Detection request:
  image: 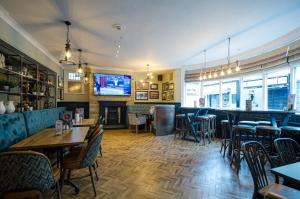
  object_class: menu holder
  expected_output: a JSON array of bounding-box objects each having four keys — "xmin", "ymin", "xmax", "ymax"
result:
[{"xmin": 55, "ymin": 120, "xmax": 63, "ymax": 135}]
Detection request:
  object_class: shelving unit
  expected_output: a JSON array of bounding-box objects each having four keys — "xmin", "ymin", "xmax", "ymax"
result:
[{"xmin": 0, "ymin": 39, "xmax": 57, "ymax": 111}]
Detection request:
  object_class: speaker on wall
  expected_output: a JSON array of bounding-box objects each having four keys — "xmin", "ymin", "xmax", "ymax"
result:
[{"xmin": 158, "ymin": 74, "xmax": 163, "ymax": 81}]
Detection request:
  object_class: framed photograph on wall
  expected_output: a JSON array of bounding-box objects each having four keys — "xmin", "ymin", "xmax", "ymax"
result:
[
  {"xmin": 135, "ymin": 81, "xmax": 149, "ymax": 90},
  {"xmin": 135, "ymin": 91, "xmax": 148, "ymax": 100},
  {"xmin": 167, "ymin": 91, "xmax": 174, "ymax": 101},
  {"xmin": 169, "ymin": 83, "xmax": 174, "ymax": 90},
  {"xmin": 149, "ymin": 91, "xmax": 159, "ymax": 99},
  {"xmin": 162, "ymin": 83, "xmax": 169, "ymax": 91},
  {"xmin": 150, "ymin": 83, "xmax": 158, "ymax": 90},
  {"xmin": 162, "ymin": 92, "xmax": 167, "ymax": 100}
]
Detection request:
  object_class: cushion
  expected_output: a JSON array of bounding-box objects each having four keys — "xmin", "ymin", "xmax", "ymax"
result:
[{"xmin": 0, "ymin": 113, "xmax": 27, "ymax": 151}]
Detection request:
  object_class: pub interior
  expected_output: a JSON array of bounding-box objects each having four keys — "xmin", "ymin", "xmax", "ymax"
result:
[{"xmin": 1, "ymin": 1, "xmax": 300, "ymax": 199}]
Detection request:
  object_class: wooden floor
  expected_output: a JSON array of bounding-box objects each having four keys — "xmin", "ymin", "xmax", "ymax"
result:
[{"xmin": 62, "ymin": 129, "xmax": 254, "ymax": 199}]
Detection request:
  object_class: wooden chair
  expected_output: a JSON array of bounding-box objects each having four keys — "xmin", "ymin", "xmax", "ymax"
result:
[
  {"xmin": 62, "ymin": 131, "xmax": 103, "ymax": 196},
  {"xmin": 0, "ymin": 151, "xmax": 61, "ymax": 199},
  {"xmin": 220, "ymin": 120, "xmax": 231, "ymax": 157},
  {"xmin": 243, "ymin": 141, "xmax": 300, "ymax": 199},
  {"xmin": 274, "ymin": 138, "xmax": 300, "ymax": 166},
  {"xmin": 128, "ymin": 113, "xmax": 147, "ymax": 133},
  {"xmin": 175, "ymin": 114, "xmax": 188, "ymax": 139}
]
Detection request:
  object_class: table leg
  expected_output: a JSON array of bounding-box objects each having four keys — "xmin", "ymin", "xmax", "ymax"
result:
[{"xmin": 227, "ymin": 112, "xmax": 239, "ymax": 157}]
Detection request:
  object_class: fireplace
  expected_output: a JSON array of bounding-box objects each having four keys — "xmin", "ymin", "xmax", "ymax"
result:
[{"xmin": 99, "ymin": 101, "xmax": 127, "ymax": 129}]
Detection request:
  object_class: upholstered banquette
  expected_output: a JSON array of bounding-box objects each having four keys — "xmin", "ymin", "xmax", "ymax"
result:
[{"xmin": 0, "ymin": 107, "xmax": 65, "ymax": 152}]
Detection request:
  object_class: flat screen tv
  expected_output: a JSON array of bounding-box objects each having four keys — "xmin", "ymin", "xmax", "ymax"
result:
[{"xmin": 93, "ymin": 73, "xmax": 131, "ymax": 96}]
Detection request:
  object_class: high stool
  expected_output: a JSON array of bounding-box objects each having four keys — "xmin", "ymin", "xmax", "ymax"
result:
[
  {"xmin": 256, "ymin": 121, "xmax": 272, "ymax": 126},
  {"xmin": 207, "ymin": 114, "xmax": 217, "ymax": 139},
  {"xmin": 231, "ymin": 125, "xmax": 256, "ymax": 174},
  {"xmin": 280, "ymin": 126, "xmax": 300, "ymax": 144},
  {"xmin": 175, "ymin": 114, "xmax": 187, "ymax": 139},
  {"xmin": 238, "ymin": 120, "xmax": 258, "ymax": 127},
  {"xmin": 220, "ymin": 120, "xmax": 230, "ymax": 157},
  {"xmin": 256, "ymin": 126, "xmax": 281, "ymax": 154},
  {"xmin": 195, "ymin": 115, "xmax": 211, "ymax": 145}
]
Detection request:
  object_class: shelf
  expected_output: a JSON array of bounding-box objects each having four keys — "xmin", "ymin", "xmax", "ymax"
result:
[{"xmin": 0, "ymin": 90, "xmax": 21, "ymax": 95}]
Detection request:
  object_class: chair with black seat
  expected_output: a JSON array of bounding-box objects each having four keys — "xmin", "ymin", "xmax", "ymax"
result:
[
  {"xmin": 243, "ymin": 141, "xmax": 300, "ymax": 199},
  {"xmin": 274, "ymin": 138, "xmax": 300, "ymax": 166},
  {"xmin": 0, "ymin": 151, "xmax": 61, "ymax": 199},
  {"xmin": 207, "ymin": 114, "xmax": 217, "ymax": 139},
  {"xmin": 62, "ymin": 130, "xmax": 102, "ymax": 196},
  {"xmin": 256, "ymin": 126, "xmax": 281, "ymax": 154},
  {"xmin": 220, "ymin": 120, "xmax": 231, "ymax": 157},
  {"xmin": 280, "ymin": 126, "xmax": 300, "ymax": 144},
  {"xmin": 194, "ymin": 115, "xmax": 211, "ymax": 145},
  {"xmin": 230, "ymin": 125, "xmax": 256, "ymax": 174}
]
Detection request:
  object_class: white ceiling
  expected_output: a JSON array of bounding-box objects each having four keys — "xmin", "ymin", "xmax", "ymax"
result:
[{"xmin": 0, "ymin": 0, "xmax": 300, "ymax": 71}]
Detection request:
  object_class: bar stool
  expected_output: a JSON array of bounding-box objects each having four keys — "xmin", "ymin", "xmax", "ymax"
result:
[
  {"xmin": 175, "ymin": 114, "xmax": 188, "ymax": 139},
  {"xmin": 230, "ymin": 125, "xmax": 256, "ymax": 174},
  {"xmin": 280, "ymin": 126, "xmax": 300, "ymax": 144},
  {"xmin": 238, "ymin": 120, "xmax": 258, "ymax": 127},
  {"xmin": 195, "ymin": 115, "xmax": 211, "ymax": 145},
  {"xmin": 256, "ymin": 121, "xmax": 272, "ymax": 126},
  {"xmin": 220, "ymin": 120, "xmax": 230, "ymax": 157},
  {"xmin": 256, "ymin": 126, "xmax": 281, "ymax": 154},
  {"xmin": 207, "ymin": 114, "xmax": 217, "ymax": 139}
]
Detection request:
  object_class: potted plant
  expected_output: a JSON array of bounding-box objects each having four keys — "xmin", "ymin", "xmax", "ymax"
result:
[{"xmin": 0, "ymin": 78, "xmax": 17, "ymax": 91}]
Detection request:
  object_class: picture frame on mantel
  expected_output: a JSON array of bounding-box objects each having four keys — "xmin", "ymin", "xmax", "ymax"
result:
[
  {"xmin": 135, "ymin": 81, "xmax": 149, "ymax": 90},
  {"xmin": 135, "ymin": 91, "xmax": 148, "ymax": 100},
  {"xmin": 150, "ymin": 83, "xmax": 158, "ymax": 90},
  {"xmin": 149, "ymin": 91, "xmax": 159, "ymax": 99}
]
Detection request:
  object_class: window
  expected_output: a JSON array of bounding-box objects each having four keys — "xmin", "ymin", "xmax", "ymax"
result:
[
  {"xmin": 296, "ymin": 67, "xmax": 300, "ymax": 111},
  {"xmin": 203, "ymin": 81, "xmax": 220, "ymax": 108},
  {"xmin": 184, "ymin": 82, "xmax": 201, "ymax": 107},
  {"xmin": 68, "ymin": 72, "xmax": 82, "ymax": 81},
  {"xmin": 241, "ymin": 75, "xmax": 263, "ymax": 110},
  {"xmin": 267, "ymin": 69, "xmax": 290, "ymax": 110},
  {"xmin": 221, "ymin": 80, "xmax": 240, "ymax": 108}
]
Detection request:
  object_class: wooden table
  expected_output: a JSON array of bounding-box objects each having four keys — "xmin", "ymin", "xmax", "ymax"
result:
[
  {"xmin": 271, "ymin": 162, "xmax": 300, "ymax": 185},
  {"xmin": 10, "ymin": 127, "xmax": 90, "ymax": 150},
  {"xmin": 72, "ymin": 118, "xmax": 96, "ymax": 127}
]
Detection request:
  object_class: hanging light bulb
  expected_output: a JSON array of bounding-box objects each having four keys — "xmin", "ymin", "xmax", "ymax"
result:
[
  {"xmin": 140, "ymin": 80, "xmax": 144, "ymax": 83},
  {"xmin": 64, "ymin": 21, "xmax": 72, "ymax": 59},
  {"xmin": 203, "ymin": 73, "xmax": 207, "ymax": 80},
  {"xmin": 208, "ymin": 71, "xmax": 212, "ymax": 79},
  {"xmin": 235, "ymin": 60, "xmax": 240, "ymax": 72},
  {"xmin": 220, "ymin": 67, "xmax": 225, "ymax": 76},
  {"xmin": 214, "ymin": 71, "xmax": 218, "ymax": 78},
  {"xmin": 83, "ymin": 63, "xmax": 89, "ymax": 84},
  {"xmin": 76, "ymin": 49, "xmax": 83, "ymax": 74},
  {"xmin": 227, "ymin": 67, "xmax": 232, "ymax": 74},
  {"xmin": 199, "ymin": 73, "xmax": 203, "ymax": 81}
]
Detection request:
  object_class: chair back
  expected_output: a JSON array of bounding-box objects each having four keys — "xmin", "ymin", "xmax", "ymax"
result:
[
  {"xmin": 81, "ymin": 131, "xmax": 102, "ymax": 168},
  {"xmin": 0, "ymin": 151, "xmax": 56, "ymax": 197},
  {"xmin": 242, "ymin": 141, "xmax": 274, "ymax": 197},
  {"xmin": 274, "ymin": 138, "xmax": 300, "ymax": 165},
  {"xmin": 128, "ymin": 113, "xmax": 137, "ymax": 125}
]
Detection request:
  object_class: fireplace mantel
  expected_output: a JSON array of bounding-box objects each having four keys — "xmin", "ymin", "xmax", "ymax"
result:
[{"xmin": 98, "ymin": 101, "xmax": 127, "ymax": 129}]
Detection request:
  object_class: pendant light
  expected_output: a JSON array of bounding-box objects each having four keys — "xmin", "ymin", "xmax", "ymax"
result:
[
  {"xmin": 202, "ymin": 50, "xmax": 207, "ymax": 80},
  {"xmin": 59, "ymin": 21, "xmax": 72, "ymax": 64},
  {"xmin": 235, "ymin": 60, "xmax": 240, "ymax": 72},
  {"xmin": 208, "ymin": 70, "xmax": 212, "ymax": 79},
  {"xmin": 214, "ymin": 69, "xmax": 218, "ymax": 78},
  {"xmin": 77, "ymin": 49, "xmax": 83, "ymax": 74},
  {"xmin": 83, "ymin": 63, "xmax": 89, "ymax": 84},
  {"xmin": 226, "ymin": 37, "xmax": 232, "ymax": 75},
  {"xmin": 220, "ymin": 67, "xmax": 225, "ymax": 76}
]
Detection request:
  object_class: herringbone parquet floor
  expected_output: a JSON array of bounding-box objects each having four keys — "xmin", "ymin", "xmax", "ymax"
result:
[{"xmin": 62, "ymin": 129, "xmax": 254, "ymax": 199}]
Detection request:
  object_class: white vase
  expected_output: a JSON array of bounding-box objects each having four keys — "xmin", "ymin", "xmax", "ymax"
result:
[
  {"xmin": 6, "ymin": 101, "xmax": 15, "ymax": 113},
  {"xmin": 0, "ymin": 101, "xmax": 5, "ymax": 114}
]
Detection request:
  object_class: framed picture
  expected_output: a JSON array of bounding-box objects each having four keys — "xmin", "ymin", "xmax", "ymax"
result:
[
  {"xmin": 162, "ymin": 83, "xmax": 169, "ymax": 91},
  {"xmin": 150, "ymin": 83, "xmax": 158, "ymax": 90},
  {"xmin": 162, "ymin": 92, "xmax": 167, "ymax": 100},
  {"xmin": 149, "ymin": 91, "xmax": 159, "ymax": 99},
  {"xmin": 135, "ymin": 81, "xmax": 149, "ymax": 90},
  {"xmin": 167, "ymin": 91, "xmax": 174, "ymax": 101},
  {"xmin": 135, "ymin": 91, "xmax": 148, "ymax": 100},
  {"xmin": 169, "ymin": 83, "xmax": 174, "ymax": 90}
]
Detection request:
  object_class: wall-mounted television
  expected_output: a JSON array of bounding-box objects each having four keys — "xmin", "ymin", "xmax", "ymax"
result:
[{"xmin": 94, "ymin": 73, "xmax": 131, "ymax": 96}]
